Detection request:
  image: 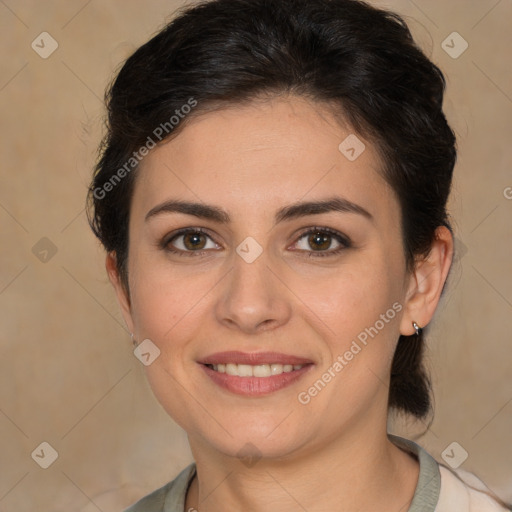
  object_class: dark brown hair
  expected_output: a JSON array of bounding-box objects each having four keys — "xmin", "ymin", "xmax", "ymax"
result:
[{"xmin": 87, "ymin": 0, "xmax": 457, "ymax": 418}]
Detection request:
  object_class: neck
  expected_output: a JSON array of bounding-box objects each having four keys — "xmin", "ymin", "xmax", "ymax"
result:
[{"xmin": 185, "ymin": 424, "xmax": 419, "ymax": 512}]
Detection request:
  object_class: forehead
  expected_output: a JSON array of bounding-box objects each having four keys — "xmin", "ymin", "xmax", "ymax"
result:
[{"xmin": 131, "ymin": 95, "xmax": 399, "ymax": 226}]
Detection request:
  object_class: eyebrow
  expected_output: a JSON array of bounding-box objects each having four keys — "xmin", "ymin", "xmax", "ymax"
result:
[{"xmin": 145, "ymin": 196, "xmax": 373, "ymax": 225}]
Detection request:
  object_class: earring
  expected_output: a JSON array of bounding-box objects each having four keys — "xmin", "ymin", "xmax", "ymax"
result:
[
  {"xmin": 412, "ymin": 321, "xmax": 422, "ymax": 336},
  {"xmin": 130, "ymin": 333, "xmax": 137, "ymax": 347}
]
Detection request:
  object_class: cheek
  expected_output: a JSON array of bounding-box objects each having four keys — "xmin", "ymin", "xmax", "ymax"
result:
[
  {"xmin": 129, "ymin": 272, "xmax": 199, "ymax": 342},
  {"xmin": 294, "ymin": 259, "xmax": 400, "ymax": 339},
  {"xmin": 127, "ymin": 255, "xmax": 226, "ymax": 369},
  {"xmin": 295, "ymin": 261, "xmax": 404, "ymax": 405}
]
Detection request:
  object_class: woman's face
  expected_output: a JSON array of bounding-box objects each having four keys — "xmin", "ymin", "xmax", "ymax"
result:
[{"xmin": 111, "ymin": 95, "xmax": 419, "ymax": 461}]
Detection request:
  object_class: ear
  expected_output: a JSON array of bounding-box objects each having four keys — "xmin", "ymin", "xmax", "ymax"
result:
[
  {"xmin": 106, "ymin": 251, "xmax": 135, "ymax": 334},
  {"xmin": 400, "ymin": 226, "xmax": 454, "ymax": 336}
]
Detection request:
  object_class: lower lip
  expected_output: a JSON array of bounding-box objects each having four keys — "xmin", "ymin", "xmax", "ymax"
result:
[{"xmin": 200, "ymin": 364, "xmax": 314, "ymax": 396}]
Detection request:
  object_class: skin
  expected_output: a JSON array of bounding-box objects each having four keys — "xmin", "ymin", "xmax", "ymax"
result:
[{"xmin": 107, "ymin": 95, "xmax": 453, "ymax": 511}]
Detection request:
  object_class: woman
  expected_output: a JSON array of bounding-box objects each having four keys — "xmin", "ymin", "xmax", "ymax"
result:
[{"xmin": 87, "ymin": 0, "xmax": 510, "ymax": 510}]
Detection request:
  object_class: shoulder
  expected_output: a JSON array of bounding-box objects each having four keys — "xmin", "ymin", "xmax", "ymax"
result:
[
  {"xmin": 388, "ymin": 435, "xmax": 510, "ymax": 512},
  {"xmin": 123, "ymin": 463, "xmax": 196, "ymax": 512},
  {"xmin": 436, "ymin": 465, "xmax": 511, "ymax": 512}
]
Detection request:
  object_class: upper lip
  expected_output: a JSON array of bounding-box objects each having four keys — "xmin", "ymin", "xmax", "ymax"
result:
[{"xmin": 199, "ymin": 351, "xmax": 314, "ymax": 366}]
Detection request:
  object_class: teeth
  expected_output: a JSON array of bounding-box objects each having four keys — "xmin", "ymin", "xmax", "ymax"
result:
[
  {"xmin": 210, "ymin": 363, "xmax": 305, "ymax": 377},
  {"xmin": 254, "ymin": 364, "xmax": 271, "ymax": 377},
  {"xmin": 271, "ymin": 364, "xmax": 283, "ymax": 375}
]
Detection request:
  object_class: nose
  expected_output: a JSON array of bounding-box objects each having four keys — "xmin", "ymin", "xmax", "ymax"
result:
[{"xmin": 214, "ymin": 248, "xmax": 292, "ymax": 335}]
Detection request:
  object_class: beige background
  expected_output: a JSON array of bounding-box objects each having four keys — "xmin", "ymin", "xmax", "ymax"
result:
[{"xmin": 0, "ymin": 0, "xmax": 511, "ymax": 510}]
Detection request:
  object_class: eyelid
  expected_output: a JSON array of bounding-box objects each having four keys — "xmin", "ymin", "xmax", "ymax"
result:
[{"xmin": 292, "ymin": 226, "xmax": 351, "ymax": 246}]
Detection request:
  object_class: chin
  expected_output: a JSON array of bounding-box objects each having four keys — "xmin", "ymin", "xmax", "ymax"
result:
[{"xmin": 196, "ymin": 418, "xmax": 313, "ymax": 461}]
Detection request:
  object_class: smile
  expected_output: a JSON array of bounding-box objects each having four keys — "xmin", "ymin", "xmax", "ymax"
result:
[{"xmin": 206, "ymin": 363, "xmax": 305, "ymax": 377}]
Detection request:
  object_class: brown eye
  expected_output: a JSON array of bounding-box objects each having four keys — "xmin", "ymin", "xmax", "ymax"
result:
[
  {"xmin": 293, "ymin": 227, "xmax": 351, "ymax": 257},
  {"xmin": 307, "ymin": 232, "xmax": 332, "ymax": 251},
  {"xmin": 164, "ymin": 228, "xmax": 219, "ymax": 256},
  {"xmin": 182, "ymin": 232, "xmax": 208, "ymax": 250}
]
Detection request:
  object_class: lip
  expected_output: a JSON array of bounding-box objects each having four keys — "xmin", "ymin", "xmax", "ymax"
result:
[
  {"xmin": 200, "ymin": 363, "xmax": 314, "ymax": 396},
  {"xmin": 198, "ymin": 351, "xmax": 315, "ymax": 397},
  {"xmin": 199, "ymin": 351, "xmax": 314, "ymax": 366}
]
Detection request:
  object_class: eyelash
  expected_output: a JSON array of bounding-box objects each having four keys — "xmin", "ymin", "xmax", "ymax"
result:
[{"xmin": 161, "ymin": 226, "xmax": 351, "ymax": 258}]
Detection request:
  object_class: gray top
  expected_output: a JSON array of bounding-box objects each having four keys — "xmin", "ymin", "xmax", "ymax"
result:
[{"xmin": 124, "ymin": 434, "xmax": 440, "ymax": 512}]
